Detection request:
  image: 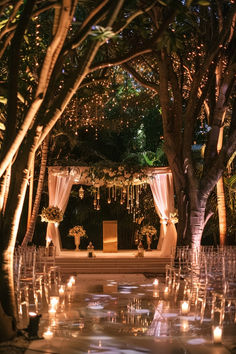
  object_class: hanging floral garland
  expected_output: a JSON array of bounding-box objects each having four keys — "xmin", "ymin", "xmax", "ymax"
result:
[
  {"xmin": 84, "ymin": 165, "xmax": 149, "ymax": 215},
  {"xmin": 87, "ymin": 165, "xmax": 148, "ymax": 187},
  {"xmin": 40, "ymin": 206, "xmax": 63, "ymax": 223}
]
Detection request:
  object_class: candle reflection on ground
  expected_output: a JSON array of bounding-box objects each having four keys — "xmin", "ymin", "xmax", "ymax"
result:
[{"xmin": 23, "ymin": 274, "xmax": 235, "ymax": 354}]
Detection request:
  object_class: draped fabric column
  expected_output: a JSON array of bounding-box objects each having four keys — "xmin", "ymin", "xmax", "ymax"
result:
[
  {"xmin": 149, "ymin": 173, "xmax": 177, "ymax": 257},
  {"xmin": 46, "ymin": 170, "xmax": 77, "ymax": 255}
]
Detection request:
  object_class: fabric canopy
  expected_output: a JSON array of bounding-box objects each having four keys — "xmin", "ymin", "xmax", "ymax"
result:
[
  {"xmin": 46, "ymin": 168, "xmax": 80, "ymax": 255},
  {"xmin": 149, "ymin": 173, "xmax": 177, "ymax": 257},
  {"xmin": 46, "ymin": 166, "xmax": 177, "ymax": 257}
]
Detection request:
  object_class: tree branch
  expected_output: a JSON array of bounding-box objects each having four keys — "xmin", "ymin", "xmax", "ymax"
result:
[
  {"xmin": 122, "ymin": 62, "xmax": 158, "ymax": 92},
  {"xmin": 89, "ymin": 47, "xmax": 153, "ymax": 73}
]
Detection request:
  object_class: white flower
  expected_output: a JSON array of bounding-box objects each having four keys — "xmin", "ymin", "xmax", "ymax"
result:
[
  {"xmin": 140, "ymin": 225, "xmax": 157, "ymax": 237},
  {"xmin": 40, "ymin": 206, "xmax": 63, "ymax": 223},
  {"xmin": 69, "ymin": 225, "xmax": 87, "ymax": 238}
]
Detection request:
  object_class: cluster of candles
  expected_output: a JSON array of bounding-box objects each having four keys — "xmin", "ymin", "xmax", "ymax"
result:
[
  {"xmin": 43, "ymin": 276, "xmax": 76, "ymax": 341},
  {"xmin": 41, "ymin": 275, "xmax": 223, "ymax": 345},
  {"xmin": 152, "ymin": 279, "xmax": 223, "ymax": 344}
]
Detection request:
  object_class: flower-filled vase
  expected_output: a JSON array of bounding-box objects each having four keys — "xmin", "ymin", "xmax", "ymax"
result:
[
  {"xmin": 146, "ymin": 234, "xmax": 152, "ymax": 251},
  {"xmin": 139, "ymin": 225, "xmax": 157, "ymax": 252},
  {"xmin": 68, "ymin": 225, "xmax": 87, "ymax": 251},
  {"xmin": 74, "ymin": 235, "xmax": 81, "ymax": 251}
]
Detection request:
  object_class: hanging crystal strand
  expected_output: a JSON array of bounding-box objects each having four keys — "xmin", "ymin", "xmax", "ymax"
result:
[
  {"xmin": 136, "ymin": 185, "xmax": 139, "ymax": 207},
  {"xmin": 114, "ymin": 185, "xmax": 116, "ymax": 201},
  {"xmin": 107, "ymin": 186, "xmax": 111, "ymax": 204},
  {"xmin": 97, "ymin": 186, "xmax": 100, "ymax": 200},
  {"xmin": 126, "ymin": 184, "xmax": 130, "ymax": 210},
  {"xmin": 123, "ymin": 187, "xmax": 126, "ymax": 205},
  {"xmin": 130, "ymin": 184, "xmax": 134, "ymax": 210},
  {"xmin": 96, "ymin": 199, "xmax": 100, "ymax": 210},
  {"xmin": 112, "ymin": 185, "xmax": 115, "ymax": 200},
  {"xmin": 133, "ymin": 207, "xmax": 136, "ymax": 222},
  {"xmin": 93, "ymin": 188, "xmax": 97, "ymax": 209},
  {"xmin": 120, "ymin": 187, "xmax": 124, "ymax": 205}
]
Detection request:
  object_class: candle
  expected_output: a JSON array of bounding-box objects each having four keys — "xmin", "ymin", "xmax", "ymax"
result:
[
  {"xmin": 67, "ymin": 281, "xmax": 73, "ymax": 289},
  {"xmin": 50, "ymin": 296, "xmax": 59, "ymax": 308},
  {"xmin": 69, "ymin": 276, "xmax": 75, "ymax": 285},
  {"xmin": 181, "ymin": 301, "xmax": 189, "ymax": 315},
  {"xmin": 213, "ymin": 326, "xmax": 222, "ymax": 344},
  {"xmin": 59, "ymin": 286, "xmax": 65, "ymax": 296},
  {"xmin": 43, "ymin": 328, "xmax": 53, "ymax": 340},
  {"xmin": 153, "ymin": 279, "xmax": 159, "ymax": 286},
  {"xmin": 164, "ymin": 286, "xmax": 169, "ymax": 296},
  {"xmin": 153, "ymin": 291, "xmax": 159, "ymax": 298}
]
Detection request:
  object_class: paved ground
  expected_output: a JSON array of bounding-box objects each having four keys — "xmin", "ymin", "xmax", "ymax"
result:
[{"xmin": 22, "ymin": 274, "xmax": 236, "ymax": 354}]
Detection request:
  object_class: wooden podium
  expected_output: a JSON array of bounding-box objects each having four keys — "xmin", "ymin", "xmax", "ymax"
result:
[{"xmin": 103, "ymin": 220, "xmax": 118, "ymax": 252}]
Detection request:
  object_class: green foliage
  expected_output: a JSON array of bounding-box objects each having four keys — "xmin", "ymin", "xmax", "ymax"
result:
[
  {"xmin": 203, "ymin": 173, "xmax": 236, "ymax": 245},
  {"xmin": 224, "ymin": 174, "xmax": 236, "ymax": 212},
  {"xmin": 89, "ymin": 26, "xmax": 117, "ymax": 41},
  {"xmin": 142, "ymin": 147, "xmax": 165, "ymax": 167}
]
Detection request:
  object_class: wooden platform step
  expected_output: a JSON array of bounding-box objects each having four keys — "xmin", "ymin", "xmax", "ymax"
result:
[{"xmin": 55, "ymin": 257, "xmax": 171, "ymax": 274}]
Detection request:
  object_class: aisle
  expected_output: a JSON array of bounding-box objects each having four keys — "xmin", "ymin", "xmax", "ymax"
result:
[{"xmin": 25, "ymin": 274, "xmax": 235, "ymax": 354}]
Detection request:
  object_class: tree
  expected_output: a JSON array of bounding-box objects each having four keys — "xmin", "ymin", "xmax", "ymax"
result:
[
  {"xmin": 121, "ymin": 0, "xmax": 236, "ymax": 247},
  {"xmin": 0, "ymin": 0, "xmax": 174, "ymax": 340}
]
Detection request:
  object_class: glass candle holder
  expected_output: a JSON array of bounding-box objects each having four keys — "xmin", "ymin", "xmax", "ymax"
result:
[
  {"xmin": 153, "ymin": 279, "xmax": 159, "ymax": 286},
  {"xmin": 59, "ymin": 285, "xmax": 65, "ymax": 296},
  {"xmin": 180, "ymin": 300, "xmax": 190, "ymax": 315},
  {"xmin": 50, "ymin": 296, "xmax": 59, "ymax": 309},
  {"xmin": 69, "ymin": 276, "xmax": 75, "ymax": 285},
  {"xmin": 212, "ymin": 326, "xmax": 222, "ymax": 344}
]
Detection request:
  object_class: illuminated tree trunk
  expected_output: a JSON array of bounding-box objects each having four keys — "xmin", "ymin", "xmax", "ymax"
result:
[
  {"xmin": 217, "ymin": 178, "xmax": 227, "ymax": 246},
  {"xmin": 0, "ymin": 127, "xmax": 41, "ymax": 340},
  {"xmin": 22, "ymin": 135, "xmax": 49, "ymax": 246},
  {"xmin": 216, "ymin": 125, "xmax": 227, "ymax": 246},
  {"xmin": 0, "ymin": 0, "xmax": 75, "ymax": 179},
  {"xmin": 0, "ymin": 164, "xmax": 11, "ymax": 214}
]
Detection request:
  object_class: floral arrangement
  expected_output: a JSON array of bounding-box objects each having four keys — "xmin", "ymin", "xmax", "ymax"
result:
[
  {"xmin": 87, "ymin": 164, "xmax": 148, "ymax": 188},
  {"xmin": 140, "ymin": 225, "xmax": 157, "ymax": 237},
  {"xmin": 68, "ymin": 225, "xmax": 87, "ymax": 238},
  {"xmin": 170, "ymin": 211, "xmax": 178, "ymax": 224},
  {"xmin": 40, "ymin": 206, "xmax": 63, "ymax": 223}
]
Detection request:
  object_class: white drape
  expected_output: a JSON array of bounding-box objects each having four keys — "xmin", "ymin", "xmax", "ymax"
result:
[
  {"xmin": 149, "ymin": 173, "xmax": 177, "ymax": 257},
  {"xmin": 46, "ymin": 170, "xmax": 76, "ymax": 255}
]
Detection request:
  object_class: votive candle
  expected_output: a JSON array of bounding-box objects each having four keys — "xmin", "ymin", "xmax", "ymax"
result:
[
  {"xmin": 59, "ymin": 286, "xmax": 65, "ymax": 296},
  {"xmin": 181, "ymin": 301, "xmax": 189, "ymax": 315},
  {"xmin": 50, "ymin": 296, "xmax": 59, "ymax": 308},
  {"xmin": 213, "ymin": 326, "xmax": 222, "ymax": 344},
  {"xmin": 153, "ymin": 279, "xmax": 159, "ymax": 286},
  {"xmin": 69, "ymin": 276, "xmax": 75, "ymax": 285}
]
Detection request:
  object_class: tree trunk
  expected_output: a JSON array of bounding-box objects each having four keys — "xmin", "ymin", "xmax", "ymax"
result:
[
  {"xmin": 216, "ymin": 126, "xmax": 227, "ymax": 246},
  {"xmin": 0, "ymin": 128, "xmax": 41, "ymax": 341},
  {"xmin": 217, "ymin": 177, "xmax": 227, "ymax": 246},
  {"xmin": 22, "ymin": 134, "xmax": 49, "ymax": 246},
  {"xmin": 0, "ymin": 164, "xmax": 11, "ymax": 214}
]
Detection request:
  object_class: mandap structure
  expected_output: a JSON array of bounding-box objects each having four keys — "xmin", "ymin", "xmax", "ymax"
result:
[{"xmin": 46, "ymin": 166, "xmax": 177, "ymax": 257}]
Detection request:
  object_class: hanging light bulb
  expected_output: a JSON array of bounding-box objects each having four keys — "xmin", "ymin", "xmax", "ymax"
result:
[{"xmin": 79, "ymin": 186, "xmax": 84, "ymax": 199}]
